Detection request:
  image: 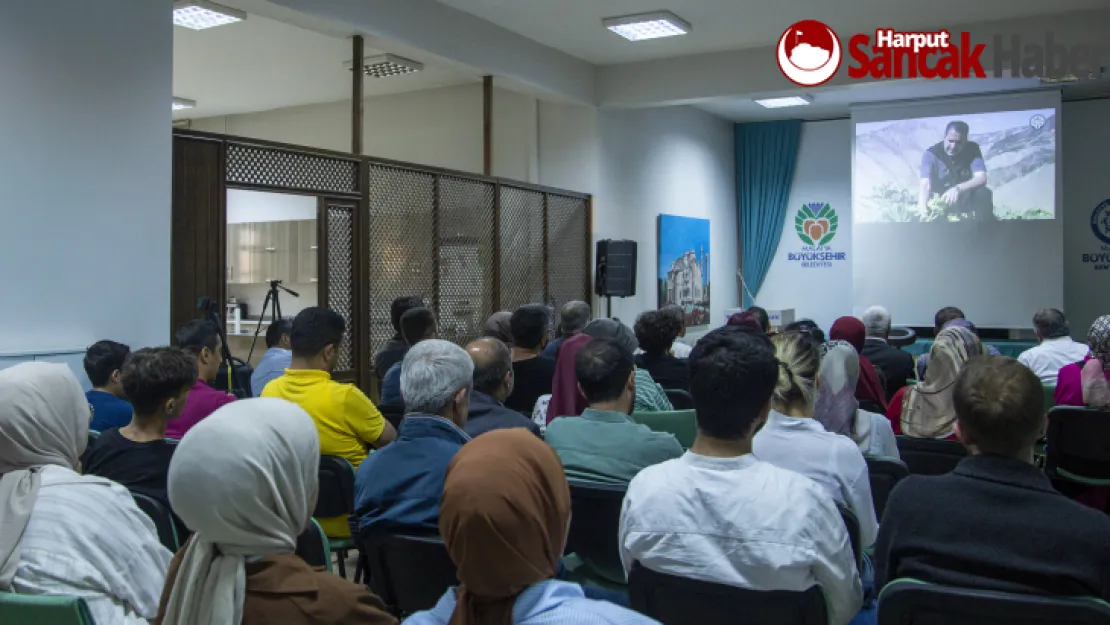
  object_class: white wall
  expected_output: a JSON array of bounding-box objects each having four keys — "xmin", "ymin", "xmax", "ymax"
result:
[
  {"xmin": 0, "ymin": 1, "xmax": 171, "ymax": 360},
  {"xmin": 227, "ymin": 189, "xmax": 317, "ymax": 223}
]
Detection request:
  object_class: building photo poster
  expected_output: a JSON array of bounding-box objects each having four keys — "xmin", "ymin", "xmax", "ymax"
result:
[{"xmin": 657, "ymin": 214, "xmax": 711, "ymax": 326}]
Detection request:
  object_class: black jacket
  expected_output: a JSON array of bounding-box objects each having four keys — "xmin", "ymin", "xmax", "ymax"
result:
[
  {"xmin": 875, "ymin": 454, "xmax": 1110, "ymax": 600},
  {"xmin": 635, "ymin": 353, "xmax": 690, "ymax": 392},
  {"xmin": 863, "ymin": 338, "xmax": 915, "ymax": 401},
  {"xmin": 373, "ymin": 336, "xmax": 408, "ymax": 381},
  {"xmin": 465, "ymin": 391, "xmax": 542, "ymax": 439}
]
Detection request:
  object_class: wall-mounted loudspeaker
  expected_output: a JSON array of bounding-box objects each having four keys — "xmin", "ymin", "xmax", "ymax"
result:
[{"xmin": 595, "ymin": 239, "xmax": 637, "ymax": 297}]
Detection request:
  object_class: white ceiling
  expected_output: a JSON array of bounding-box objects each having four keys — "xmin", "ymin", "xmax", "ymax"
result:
[{"xmin": 435, "ymin": 0, "xmax": 1110, "ymax": 65}]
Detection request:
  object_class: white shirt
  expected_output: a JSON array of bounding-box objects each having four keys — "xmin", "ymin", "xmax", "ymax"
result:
[
  {"xmin": 855, "ymin": 410, "xmax": 900, "ymax": 459},
  {"xmin": 1018, "ymin": 337, "xmax": 1090, "ymax": 384},
  {"xmin": 620, "ymin": 452, "xmax": 862, "ymax": 625},
  {"xmin": 754, "ymin": 411, "xmax": 880, "ymax": 549},
  {"xmin": 670, "ymin": 342, "xmax": 692, "ymax": 359},
  {"xmin": 12, "ymin": 465, "xmax": 172, "ymax": 625}
]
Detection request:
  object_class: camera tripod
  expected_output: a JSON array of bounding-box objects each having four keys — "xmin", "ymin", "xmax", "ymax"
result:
[{"xmin": 247, "ymin": 279, "xmax": 300, "ymax": 363}]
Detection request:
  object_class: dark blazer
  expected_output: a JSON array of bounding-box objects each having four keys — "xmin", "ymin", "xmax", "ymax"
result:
[
  {"xmin": 635, "ymin": 352, "xmax": 690, "ymax": 392},
  {"xmin": 466, "ymin": 391, "xmax": 542, "ymax": 438},
  {"xmin": 875, "ymin": 454, "xmax": 1110, "ymax": 600},
  {"xmin": 863, "ymin": 338, "xmax": 915, "ymax": 400}
]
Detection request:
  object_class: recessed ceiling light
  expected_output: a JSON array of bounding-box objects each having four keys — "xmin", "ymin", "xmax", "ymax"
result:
[
  {"xmin": 343, "ymin": 54, "xmax": 424, "ymax": 78},
  {"xmin": 173, "ymin": 1, "xmax": 246, "ymax": 30},
  {"xmin": 603, "ymin": 11, "xmax": 690, "ymax": 41},
  {"xmin": 173, "ymin": 97, "xmax": 197, "ymax": 111},
  {"xmin": 754, "ymin": 95, "xmax": 814, "ymax": 109}
]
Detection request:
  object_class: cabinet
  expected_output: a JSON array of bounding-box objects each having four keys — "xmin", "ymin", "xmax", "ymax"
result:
[
  {"xmin": 226, "ymin": 220, "xmax": 317, "ymax": 284},
  {"xmin": 296, "ymin": 220, "xmax": 318, "ymax": 284}
]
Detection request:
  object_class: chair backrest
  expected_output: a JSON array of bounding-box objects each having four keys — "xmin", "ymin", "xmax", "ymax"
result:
[
  {"xmin": 631, "ymin": 410, "xmax": 697, "ymax": 448},
  {"xmin": 565, "ymin": 480, "xmax": 627, "ymax": 583},
  {"xmin": 865, "ymin": 455, "xmax": 910, "ymax": 522},
  {"xmin": 838, "ymin": 503, "xmax": 862, "ymax": 569},
  {"xmin": 378, "ymin": 404, "xmax": 405, "ymax": 431},
  {"xmin": 131, "ymin": 491, "xmax": 181, "ymax": 552},
  {"xmin": 1043, "ymin": 385, "xmax": 1056, "ymax": 414},
  {"xmin": 663, "ymin": 388, "xmax": 695, "ymax": 410},
  {"xmin": 1045, "ymin": 406, "xmax": 1110, "ymax": 485},
  {"xmin": 295, "ymin": 518, "xmax": 332, "ymax": 571},
  {"xmin": 878, "ymin": 578, "xmax": 1110, "ymax": 625},
  {"xmin": 0, "ymin": 592, "xmax": 95, "ymax": 625},
  {"xmin": 365, "ymin": 533, "xmax": 458, "ymax": 617},
  {"xmin": 315, "ymin": 455, "xmax": 356, "ymax": 519},
  {"xmin": 629, "ymin": 562, "xmax": 827, "ymax": 625},
  {"xmin": 895, "ymin": 436, "xmax": 968, "ymax": 476}
]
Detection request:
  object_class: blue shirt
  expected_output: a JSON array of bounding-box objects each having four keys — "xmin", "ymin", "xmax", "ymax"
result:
[
  {"xmin": 380, "ymin": 362, "xmax": 403, "ymax": 406},
  {"xmin": 354, "ymin": 414, "xmax": 470, "ymax": 535},
  {"xmin": 404, "ymin": 579, "xmax": 659, "ymax": 625},
  {"xmin": 86, "ymin": 390, "xmax": 133, "ymax": 432},
  {"xmin": 251, "ymin": 347, "xmax": 292, "ymax": 397},
  {"xmin": 540, "ymin": 337, "xmax": 566, "ymax": 361}
]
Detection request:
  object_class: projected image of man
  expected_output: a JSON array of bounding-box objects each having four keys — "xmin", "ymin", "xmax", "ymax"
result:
[{"xmin": 918, "ymin": 121, "xmax": 994, "ymax": 222}]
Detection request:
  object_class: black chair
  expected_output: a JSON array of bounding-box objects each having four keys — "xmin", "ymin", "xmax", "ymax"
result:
[
  {"xmin": 878, "ymin": 578, "xmax": 1110, "ymax": 624},
  {"xmin": 838, "ymin": 504, "xmax": 861, "ymax": 569},
  {"xmin": 1044, "ymin": 407, "xmax": 1110, "ymax": 487},
  {"xmin": 888, "ymin": 327, "xmax": 917, "ymax": 348},
  {"xmin": 295, "ymin": 518, "xmax": 331, "ymax": 571},
  {"xmin": 315, "ymin": 455, "xmax": 357, "ymax": 577},
  {"xmin": 629, "ymin": 562, "xmax": 827, "ymax": 625},
  {"xmin": 378, "ymin": 404, "xmax": 405, "ymax": 431},
  {"xmin": 131, "ymin": 492, "xmax": 181, "ymax": 552},
  {"xmin": 865, "ymin": 455, "xmax": 910, "ymax": 521},
  {"xmin": 565, "ymin": 480, "xmax": 627, "ymax": 584},
  {"xmin": 895, "ymin": 436, "xmax": 968, "ymax": 476},
  {"xmin": 663, "ymin": 388, "xmax": 694, "ymax": 410},
  {"xmin": 365, "ymin": 533, "xmax": 457, "ymax": 617}
]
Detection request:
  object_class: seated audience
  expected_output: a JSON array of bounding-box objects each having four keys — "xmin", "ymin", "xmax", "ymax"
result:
[
  {"xmin": 1056, "ymin": 315, "xmax": 1110, "ymax": 407},
  {"xmin": 354, "ymin": 340, "xmax": 473, "ymax": 537},
  {"xmin": 373, "ymin": 295, "xmax": 425, "ymax": 381},
  {"xmin": 727, "ymin": 310, "xmax": 764, "ymax": 332},
  {"xmin": 1, "ymin": 362, "xmax": 170, "ymax": 625},
  {"xmin": 481, "ymin": 311, "xmax": 514, "ymax": 346},
  {"xmin": 380, "ymin": 307, "xmax": 438, "ymax": 406},
  {"xmin": 660, "ymin": 305, "xmax": 693, "ymax": 358},
  {"xmin": 1018, "ymin": 309, "xmax": 1088, "ymax": 385},
  {"xmin": 875, "ymin": 356, "xmax": 1110, "ymax": 600},
  {"xmin": 504, "ymin": 305, "xmax": 557, "ymax": 415},
  {"xmin": 830, "ymin": 316, "xmax": 888, "ymax": 413},
  {"xmin": 634, "ymin": 310, "xmax": 690, "ymax": 391},
  {"xmin": 620, "ymin": 327, "xmax": 862, "ymax": 625},
  {"xmin": 405, "ymin": 429, "xmax": 656, "ymax": 625},
  {"xmin": 785, "ymin": 318, "xmax": 826, "ymax": 344},
  {"xmin": 583, "ymin": 318, "xmax": 673, "ymax": 412},
  {"xmin": 464, "ymin": 338, "xmax": 542, "ymax": 438},
  {"xmin": 263, "ymin": 307, "xmax": 397, "ymax": 538},
  {"xmin": 250, "ymin": 318, "xmax": 292, "ymax": 397},
  {"xmin": 546, "ymin": 338, "xmax": 683, "ymax": 485},
  {"xmin": 541, "ymin": 300, "xmax": 591, "ymax": 360},
  {"xmin": 85, "ymin": 339, "xmax": 134, "ymax": 431},
  {"xmin": 890, "ymin": 326, "xmax": 982, "ymax": 438},
  {"xmin": 861, "ymin": 306, "xmax": 915, "ymax": 400},
  {"xmin": 747, "ymin": 305, "xmax": 772, "ymax": 333},
  {"xmin": 816, "ymin": 341, "xmax": 899, "ymax": 458},
  {"xmin": 545, "ymin": 333, "xmax": 593, "ymax": 422},
  {"xmin": 156, "ymin": 399, "xmax": 397, "ymax": 625},
  {"xmin": 916, "ymin": 312, "xmax": 1001, "ymax": 378},
  {"xmin": 167, "ymin": 319, "xmax": 236, "ymax": 440},
  {"xmin": 754, "ymin": 333, "xmax": 880, "ymax": 550},
  {"xmin": 83, "ymin": 347, "xmax": 196, "ymax": 506}
]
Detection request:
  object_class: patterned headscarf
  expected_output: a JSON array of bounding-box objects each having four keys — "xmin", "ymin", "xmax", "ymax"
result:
[
  {"xmin": 902, "ymin": 326, "xmax": 982, "ymax": 439},
  {"xmin": 1081, "ymin": 316, "xmax": 1110, "ymax": 407},
  {"xmin": 1087, "ymin": 315, "xmax": 1110, "ymax": 371},
  {"xmin": 813, "ymin": 341, "xmax": 860, "ymax": 438}
]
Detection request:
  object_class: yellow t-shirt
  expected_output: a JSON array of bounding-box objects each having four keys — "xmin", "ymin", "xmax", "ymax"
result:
[{"xmin": 262, "ymin": 368, "xmax": 385, "ymax": 538}]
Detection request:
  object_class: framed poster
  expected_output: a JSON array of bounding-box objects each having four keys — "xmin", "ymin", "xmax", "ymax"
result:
[{"xmin": 657, "ymin": 214, "xmax": 710, "ymax": 326}]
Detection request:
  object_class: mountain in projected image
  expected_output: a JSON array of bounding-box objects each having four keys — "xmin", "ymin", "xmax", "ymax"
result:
[{"xmin": 855, "ymin": 113, "xmax": 1056, "ymax": 222}]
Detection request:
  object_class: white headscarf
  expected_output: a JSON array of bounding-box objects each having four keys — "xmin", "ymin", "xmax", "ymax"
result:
[
  {"xmin": 814, "ymin": 341, "xmax": 860, "ymax": 438},
  {"xmin": 161, "ymin": 398, "xmax": 320, "ymax": 625},
  {"xmin": 0, "ymin": 362, "xmax": 90, "ymax": 589}
]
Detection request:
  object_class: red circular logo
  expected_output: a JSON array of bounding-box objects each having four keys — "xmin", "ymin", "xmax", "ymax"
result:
[{"xmin": 776, "ymin": 20, "xmax": 842, "ymax": 87}]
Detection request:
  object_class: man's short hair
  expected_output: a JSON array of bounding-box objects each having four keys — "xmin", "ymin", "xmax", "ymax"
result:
[
  {"xmin": 954, "ymin": 356, "xmax": 1044, "ymax": 456},
  {"xmin": 265, "ymin": 318, "xmax": 293, "ymax": 349},
  {"xmin": 945, "ymin": 120, "xmax": 970, "ymax": 137},
  {"xmin": 401, "ymin": 340, "xmax": 474, "ymax": 415},
  {"xmin": 634, "ymin": 310, "xmax": 681, "ymax": 355},
  {"xmin": 559, "ymin": 301, "xmax": 591, "ymax": 335},
  {"xmin": 390, "ymin": 296, "xmax": 425, "ymax": 334},
  {"xmin": 122, "ymin": 347, "xmax": 198, "ymax": 416},
  {"xmin": 511, "ymin": 305, "xmax": 549, "ymax": 350},
  {"xmin": 934, "ymin": 306, "xmax": 965, "ymax": 331},
  {"xmin": 574, "ymin": 338, "xmax": 634, "ymax": 404},
  {"xmin": 174, "ymin": 319, "xmax": 219, "ymax": 356},
  {"xmin": 1032, "ymin": 308, "xmax": 1070, "ymax": 340},
  {"xmin": 689, "ymin": 326, "xmax": 777, "ymax": 440},
  {"xmin": 83, "ymin": 340, "xmax": 131, "ymax": 387},
  {"xmin": 861, "ymin": 306, "xmax": 892, "ymax": 337},
  {"xmin": 290, "ymin": 307, "xmax": 345, "ymax": 358},
  {"xmin": 747, "ymin": 306, "xmax": 771, "ymax": 333},
  {"xmin": 469, "ymin": 337, "xmax": 511, "ymax": 395},
  {"xmin": 400, "ymin": 308, "xmax": 437, "ymax": 346}
]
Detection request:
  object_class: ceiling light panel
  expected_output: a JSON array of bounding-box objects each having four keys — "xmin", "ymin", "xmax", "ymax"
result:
[
  {"xmin": 345, "ymin": 54, "xmax": 424, "ymax": 78},
  {"xmin": 754, "ymin": 95, "xmax": 814, "ymax": 109},
  {"xmin": 173, "ymin": 97, "xmax": 197, "ymax": 111},
  {"xmin": 173, "ymin": 1, "xmax": 246, "ymax": 30},
  {"xmin": 603, "ymin": 11, "xmax": 690, "ymax": 41}
]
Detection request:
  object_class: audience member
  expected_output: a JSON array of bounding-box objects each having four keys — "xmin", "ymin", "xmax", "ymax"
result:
[
  {"xmin": 541, "ymin": 300, "xmax": 591, "ymax": 360},
  {"xmin": 504, "ymin": 305, "xmax": 557, "ymax": 415},
  {"xmin": 405, "ymin": 429, "xmax": 657, "ymax": 625},
  {"xmin": 916, "ymin": 314, "xmax": 1001, "ymax": 378},
  {"xmin": 891, "ymin": 326, "xmax": 982, "ymax": 438},
  {"xmin": 168, "ymin": 319, "xmax": 236, "ymax": 440},
  {"xmin": 785, "ymin": 318, "xmax": 827, "ymax": 344},
  {"xmin": 354, "ymin": 340, "xmax": 474, "ymax": 537},
  {"xmin": 83, "ymin": 347, "xmax": 196, "ymax": 507},
  {"xmin": 263, "ymin": 307, "xmax": 396, "ymax": 538},
  {"xmin": 1015, "ymin": 309, "xmax": 1090, "ymax": 385},
  {"xmin": 156, "ymin": 399, "xmax": 397, "ymax": 625},
  {"xmin": 545, "ymin": 333, "xmax": 593, "ymax": 422},
  {"xmin": 754, "ymin": 332, "xmax": 880, "ymax": 551},
  {"xmin": 815, "ymin": 341, "xmax": 899, "ymax": 458},
  {"xmin": 860, "ymin": 306, "xmax": 915, "ymax": 400},
  {"xmin": 250, "ymin": 318, "xmax": 292, "ymax": 397},
  {"xmin": 0, "ymin": 362, "xmax": 170, "ymax": 625},
  {"xmin": 875, "ymin": 356, "xmax": 1110, "ymax": 601},
  {"xmin": 373, "ymin": 295, "xmax": 425, "ymax": 381},
  {"xmin": 481, "ymin": 311, "xmax": 514, "ymax": 346},
  {"xmin": 829, "ymin": 316, "xmax": 888, "ymax": 413},
  {"xmin": 464, "ymin": 338, "xmax": 541, "ymax": 438},
  {"xmin": 84, "ymin": 339, "xmax": 134, "ymax": 431},
  {"xmin": 1057, "ymin": 315, "xmax": 1110, "ymax": 407},
  {"xmin": 619, "ymin": 327, "xmax": 862, "ymax": 625},
  {"xmin": 583, "ymin": 318, "xmax": 673, "ymax": 412},
  {"xmin": 727, "ymin": 310, "xmax": 764, "ymax": 332},
  {"xmin": 747, "ymin": 305, "xmax": 771, "ymax": 333},
  {"xmin": 934, "ymin": 306, "xmax": 966, "ymax": 334},
  {"xmin": 633, "ymin": 310, "xmax": 690, "ymax": 391},
  {"xmin": 380, "ymin": 307, "xmax": 438, "ymax": 406},
  {"xmin": 660, "ymin": 305, "xmax": 693, "ymax": 358}
]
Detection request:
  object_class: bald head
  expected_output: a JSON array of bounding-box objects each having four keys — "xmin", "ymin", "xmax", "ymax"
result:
[{"xmin": 466, "ymin": 337, "xmax": 513, "ymax": 400}]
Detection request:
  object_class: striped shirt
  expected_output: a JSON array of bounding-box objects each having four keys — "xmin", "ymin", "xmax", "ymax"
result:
[
  {"xmin": 633, "ymin": 369, "xmax": 673, "ymax": 413},
  {"xmin": 11, "ymin": 465, "xmax": 172, "ymax": 625}
]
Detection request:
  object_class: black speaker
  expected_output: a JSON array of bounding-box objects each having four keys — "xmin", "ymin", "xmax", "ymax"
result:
[{"xmin": 595, "ymin": 239, "xmax": 637, "ymax": 297}]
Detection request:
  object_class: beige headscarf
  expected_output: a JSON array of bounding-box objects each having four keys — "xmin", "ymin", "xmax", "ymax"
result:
[
  {"xmin": 0, "ymin": 362, "xmax": 91, "ymax": 589},
  {"xmin": 160, "ymin": 398, "xmax": 320, "ymax": 625},
  {"xmin": 901, "ymin": 326, "xmax": 982, "ymax": 438}
]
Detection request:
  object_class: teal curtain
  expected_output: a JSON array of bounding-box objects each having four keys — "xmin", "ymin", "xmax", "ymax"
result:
[{"xmin": 737, "ymin": 120, "xmax": 802, "ymax": 308}]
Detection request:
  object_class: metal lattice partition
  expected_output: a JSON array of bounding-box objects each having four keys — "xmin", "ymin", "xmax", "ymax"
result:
[
  {"xmin": 498, "ymin": 185, "xmax": 546, "ymax": 312},
  {"xmin": 547, "ymin": 194, "xmax": 590, "ymax": 315},
  {"xmin": 326, "ymin": 203, "xmax": 356, "ymax": 373},
  {"xmin": 439, "ymin": 176, "xmax": 496, "ymax": 346},
  {"xmin": 227, "ymin": 143, "xmax": 359, "ymax": 194}
]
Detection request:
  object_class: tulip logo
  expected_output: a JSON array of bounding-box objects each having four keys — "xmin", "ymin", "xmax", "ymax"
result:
[{"xmin": 796, "ymin": 203, "xmax": 838, "ymax": 246}]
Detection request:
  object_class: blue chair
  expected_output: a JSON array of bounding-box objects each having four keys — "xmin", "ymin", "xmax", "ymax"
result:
[
  {"xmin": 0, "ymin": 592, "xmax": 94, "ymax": 625},
  {"xmin": 878, "ymin": 578, "xmax": 1110, "ymax": 624}
]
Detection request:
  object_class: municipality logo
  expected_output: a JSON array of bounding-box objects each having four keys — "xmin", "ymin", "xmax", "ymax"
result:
[
  {"xmin": 796, "ymin": 202, "xmax": 838, "ymax": 246},
  {"xmin": 1091, "ymin": 199, "xmax": 1110, "ymax": 246}
]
